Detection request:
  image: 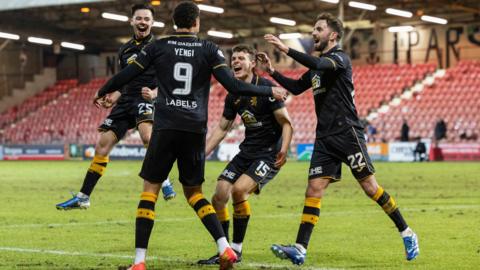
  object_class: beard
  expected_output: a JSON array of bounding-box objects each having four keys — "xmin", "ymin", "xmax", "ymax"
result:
[{"xmin": 315, "ymin": 39, "xmax": 329, "ymax": 52}]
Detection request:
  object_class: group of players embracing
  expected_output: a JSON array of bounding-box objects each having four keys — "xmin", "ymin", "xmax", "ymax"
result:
[{"xmin": 55, "ymin": 2, "xmax": 419, "ymax": 270}]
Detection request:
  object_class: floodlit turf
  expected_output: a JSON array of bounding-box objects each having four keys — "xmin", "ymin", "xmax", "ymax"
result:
[{"xmin": 0, "ymin": 160, "xmax": 479, "ymax": 269}]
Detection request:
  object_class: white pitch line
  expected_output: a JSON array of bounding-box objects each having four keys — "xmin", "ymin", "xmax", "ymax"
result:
[
  {"xmin": 0, "ymin": 247, "xmax": 342, "ymax": 270},
  {"xmin": 0, "ymin": 204, "xmax": 477, "ymax": 229}
]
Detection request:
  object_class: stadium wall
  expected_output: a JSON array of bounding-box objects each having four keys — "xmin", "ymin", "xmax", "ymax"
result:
[
  {"xmin": 0, "ymin": 43, "xmax": 43, "ymax": 98},
  {"xmin": 1, "ymin": 142, "xmax": 480, "ymax": 162}
]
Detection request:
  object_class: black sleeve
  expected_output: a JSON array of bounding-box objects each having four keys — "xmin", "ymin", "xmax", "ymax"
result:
[
  {"xmin": 98, "ymin": 43, "xmax": 155, "ymax": 97},
  {"xmin": 117, "ymin": 45, "xmax": 127, "ymax": 94},
  {"xmin": 222, "ymin": 94, "xmax": 237, "ymax": 120},
  {"xmin": 208, "ymin": 42, "xmax": 227, "ymax": 69},
  {"xmin": 98, "ymin": 64, "xmax": 144, "ymax": 97},
  {"xmin": 212, "ymin": 66, "xmax": 273, "ymax": 97},
  {"xmin": 271, "ymin": 70, "xmax": 310, "ymax": 95},
  {"xmin": 287, "ymin": 48, "xmax": 345, "ymax": 71}
]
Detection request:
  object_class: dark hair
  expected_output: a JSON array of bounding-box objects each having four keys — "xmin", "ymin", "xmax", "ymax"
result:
[
  {"xmin": 131, "ymin": 4, "xmax": 155, "ymax": 17},
  {"xmin": 316, "ymin": 13, "xmax": 344, "ymax": 41},
  {"xmin": 232, "ymin": 44, "xmax": 257, "ymax": 62},
  {"xmin": 173, "ymin": 1, "xmax": 200, "ymax": 29}
]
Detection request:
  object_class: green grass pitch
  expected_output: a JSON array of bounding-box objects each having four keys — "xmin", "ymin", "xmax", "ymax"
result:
[{"xmin": 0, "ymin": 161, "xmax": 479, "ymax": 269}]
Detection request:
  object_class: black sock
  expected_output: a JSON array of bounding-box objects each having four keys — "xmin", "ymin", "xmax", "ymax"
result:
[
  {"xmin": 232, "ymin": 200, "xmax": 251, "ymax": 246},
  {"xmin": 372, "ymin": 186, "xmax": 408, "ymax": 232},
  {"xmin": 188, "ymin": 193, "xmax": 225, "ymax": 241},
  {"xmin": 135, "ymin": 192, "xmax": 157, "ymax": 249},
  {"xmin": 79, "ymin": 154, "xmax": 108, "ymax": 196},
  {"xmin": 295, "ymin": 197, "xmax": 321, "ymax": 249}
]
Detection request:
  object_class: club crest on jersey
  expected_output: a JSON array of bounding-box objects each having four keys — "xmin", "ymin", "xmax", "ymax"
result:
[
  {"xmin": 311, "ymin": 74, "xmax": 321, "ymax": 89},
  {"xmin": 241, "ymin": 110, "xmax": 262, "ymax": 127},
  {"xmin": 250, "ymin": 97, "xmax": 257, "ymax": 106},
  {"xmin": 127, "ymin": 54, "xmax": 138, "ymax": 65}
]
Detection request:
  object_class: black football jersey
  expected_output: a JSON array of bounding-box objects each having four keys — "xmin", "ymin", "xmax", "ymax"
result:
[
  {"xmin": 272, "ymin": 45, "xmax": 363, "ymax": 138},
  {"xmin": 98, "ymin": 32, "xmax": 274, "ymax": 133},
  {"xmin": 134, "ymin": 32, "xmax": 228, "ymax": 133},
  {"xmin": 117, "ymin": 34, "xmax": 157, "ymax": 97},
  {"xmin": 223, "ymin": 75, "xmax": 284, "ymax": 156}
]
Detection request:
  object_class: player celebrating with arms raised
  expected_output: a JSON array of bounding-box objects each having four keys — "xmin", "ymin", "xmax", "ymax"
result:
[
  {"xmin": 56, "ymin": 4, "xmax": 176, "ymax": 211},
  {"xmin": 93, "ymin": 2, "xmax": 287, "ymax": 270},
  {"xmin": 258, "ymin": 12, "xmax": 419, "ymax": 265}
]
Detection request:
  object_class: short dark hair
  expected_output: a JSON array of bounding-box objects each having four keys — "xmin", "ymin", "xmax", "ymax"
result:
[
  {"xmin": 316, "ymin": 13, "xmax": 343, "ymax": 41},
  {"xmin": 131, "ymin": 4, "xmax": 155, "ymax": 17},
  {"xmin": 232, "ymin": 44, "xmax": 257, "ymax": 62},
  {"xmin": 173, "ymin": 1, "xmax": 200, "ymax": 29}
]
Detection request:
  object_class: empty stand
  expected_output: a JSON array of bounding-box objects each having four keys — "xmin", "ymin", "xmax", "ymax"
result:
[
  {"xmin": 371, "ymin": 60, "xmax": 479, "ymax": 142},
  {"xmin": 1, "ymin": 78, "xmax": 107, "ymax": 144},
  {"xmin": 0, "ymin": 62, "xmax": 445, "ymax": 146}
]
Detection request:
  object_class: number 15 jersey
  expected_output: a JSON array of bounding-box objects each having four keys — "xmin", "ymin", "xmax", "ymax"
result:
[{"xmin": 134, "ymin": 32, "xmax": 227, "ymax": 134}]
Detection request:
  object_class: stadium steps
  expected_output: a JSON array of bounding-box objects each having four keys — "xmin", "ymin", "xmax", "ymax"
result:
[
  {"xmin": 0, "ymin": 68, "xmax": 57, "ymax": 113},
  {"xmin": 370, "ymin": 60, "xmax": 480, "ymax": 142}
]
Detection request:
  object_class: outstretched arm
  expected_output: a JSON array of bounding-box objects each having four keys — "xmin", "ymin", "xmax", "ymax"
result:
[
  {"xmin": 97, "ymin": 62, "xmax": 144, "ymax": 98},
  {"xmin": 264, "ymin": 34, "xmax": 337, "ymax": 71},
  {"xmin": 257, "ymin": 52, "xmax": 310, "ymax": 95},
  {"xmin": 212, "ymin": 65, "xmax": 287, "ymax": 101}
]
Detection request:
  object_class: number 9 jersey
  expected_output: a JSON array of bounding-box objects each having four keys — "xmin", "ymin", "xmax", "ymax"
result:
[{"xmin": 134, "ymin": 32, "xmax": 227, "ymax": 134}]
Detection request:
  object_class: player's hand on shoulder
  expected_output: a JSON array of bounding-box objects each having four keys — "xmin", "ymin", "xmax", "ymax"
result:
[
  {"xmin": 256, "ymin": 52, "xmax": 275, "ymax": 74},
  {"xmin": 264, "ymin": 34, "xmax": 289, "ymax": 54},
  {"xmin": 272, "ymin": 86, "xmax": 288, "ymax": 101},
  {"xmin": 275, "ymin": 150, "xmax": 287, "ymax": 168},
  {"xmin": 141, "ymin": 87, "xmax": 156, "ymax": 102}
]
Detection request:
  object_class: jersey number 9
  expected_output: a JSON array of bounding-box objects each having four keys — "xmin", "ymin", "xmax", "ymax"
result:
[{"xmin": 173, "ymin": 62, "xmax": 193, "ymax": 96}]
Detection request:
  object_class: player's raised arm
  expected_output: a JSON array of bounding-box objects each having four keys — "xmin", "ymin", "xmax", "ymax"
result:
[
  {"xmin": 264, "ymin": 34, "xmax": 339, "ymax": 71},
  {"xmin": 256, "ymin": 52, "xmax": 310, "ymax": 96},
  {"xmin": 96, "ymin": 43, "xmax": 156, "ymax": 99}
]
